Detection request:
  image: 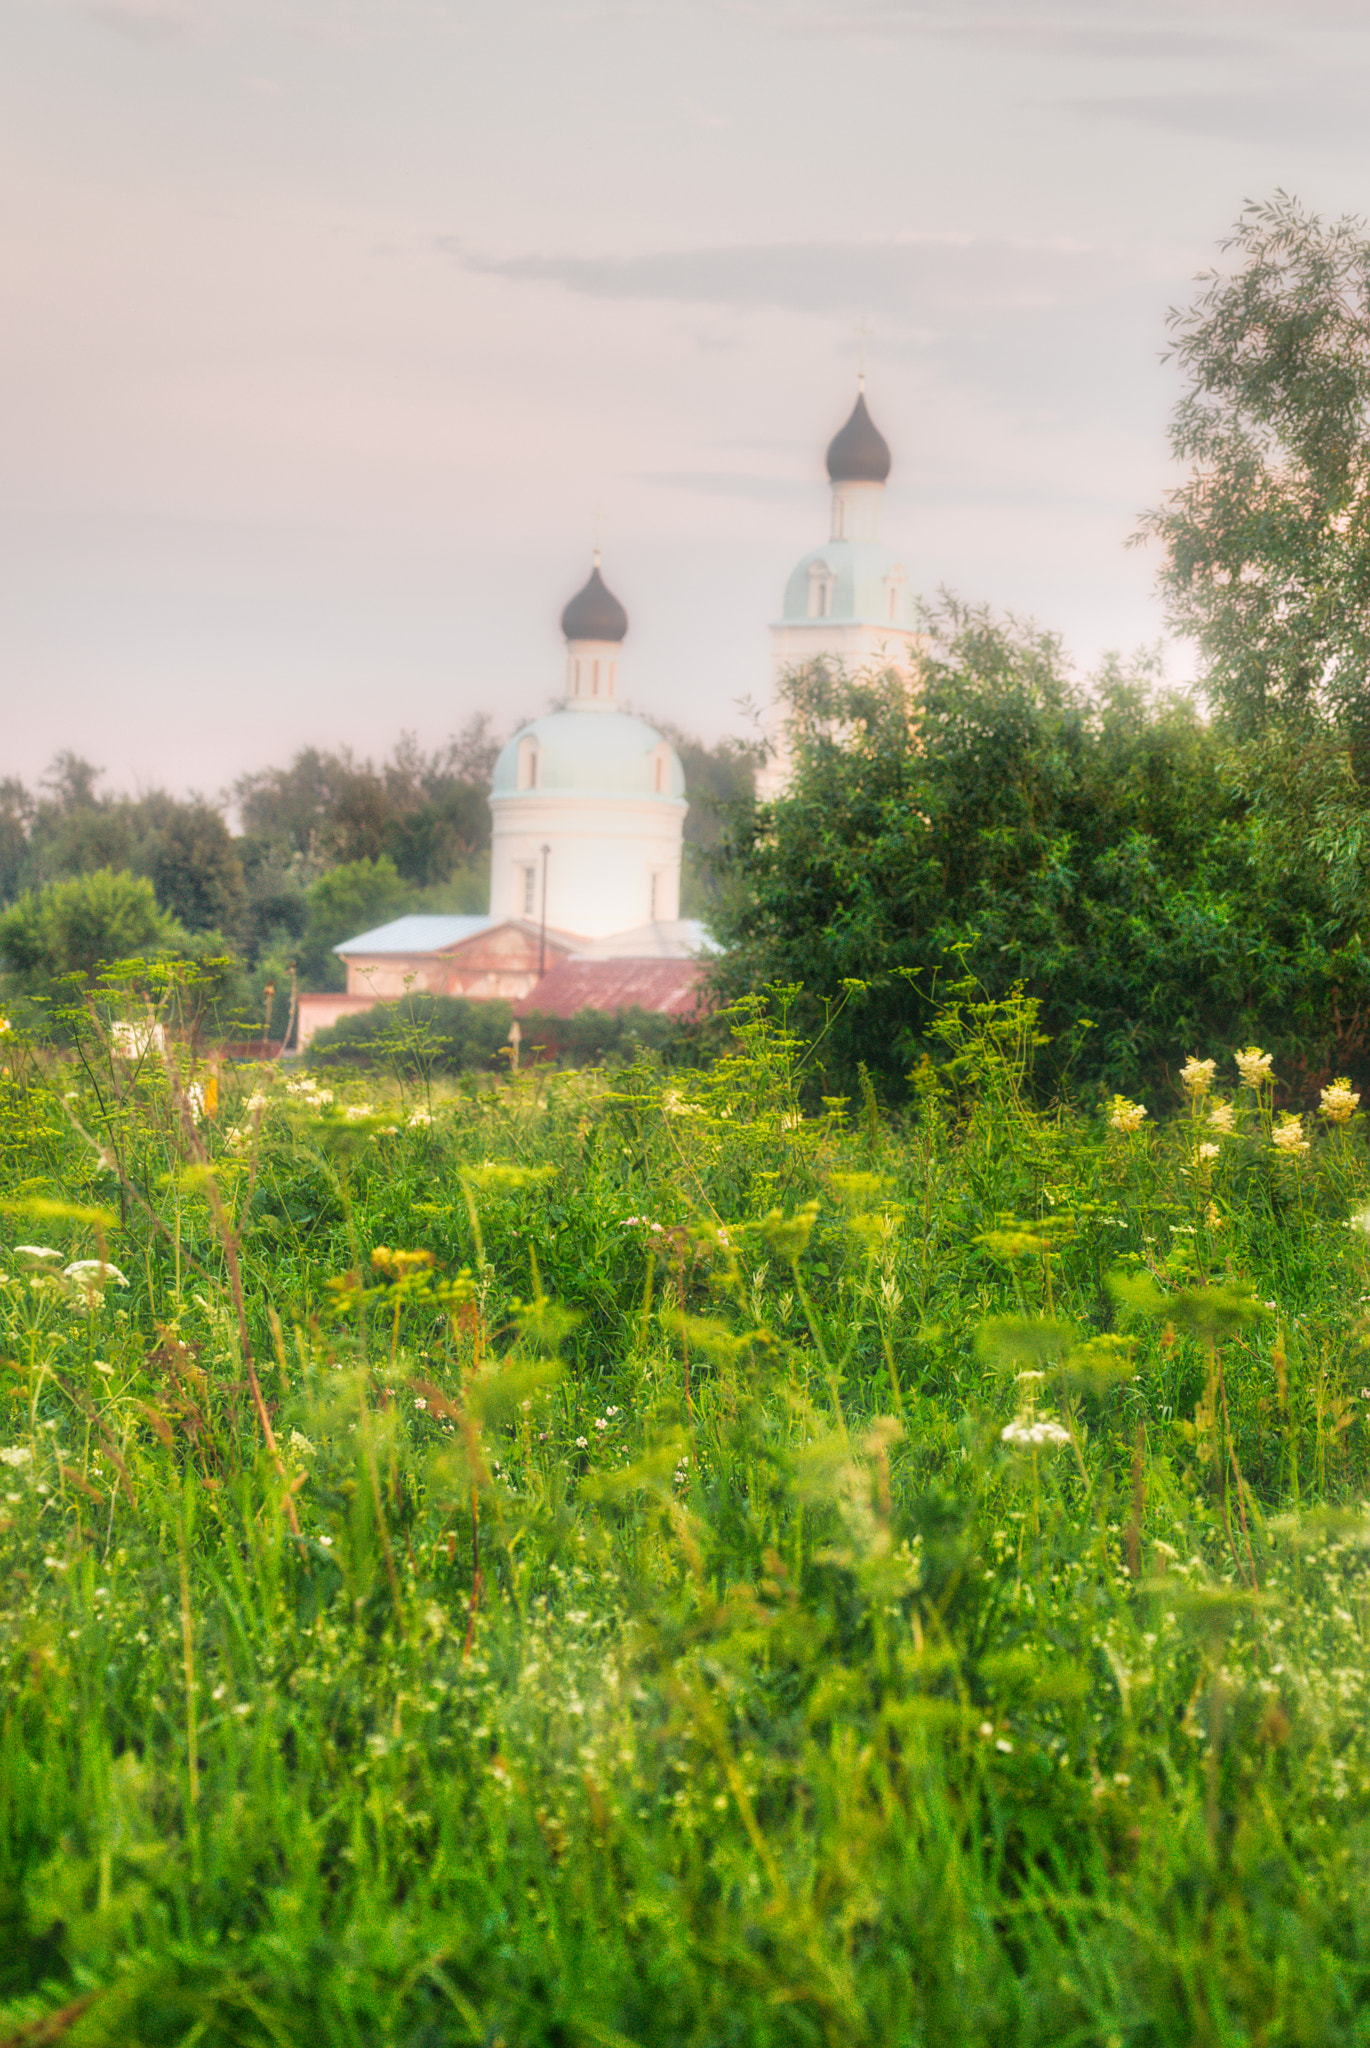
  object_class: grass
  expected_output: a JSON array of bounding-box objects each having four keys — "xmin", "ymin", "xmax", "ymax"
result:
[{"xmin": 4, "ymin": 986, "xmax": 1370, "ymax": 2045}]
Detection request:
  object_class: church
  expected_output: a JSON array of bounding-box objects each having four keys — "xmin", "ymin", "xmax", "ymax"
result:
[{"xmin": 295, "ymin": 381, "xmax": 913, "ymax": 1051}]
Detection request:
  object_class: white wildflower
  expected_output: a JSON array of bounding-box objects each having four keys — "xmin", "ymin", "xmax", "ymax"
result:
[
  {"xmin": 0, "ymin": 1446, "xmax": 33, "ymax": 1469},
  {"xmin": 1108, "ymin": 1096, "xmax": 1147, "ymax": 1135},
  {"xmin": 1180, "ymin": 1056, "xmax": 1216, "ymax": 1098},
  {"xmin": 1197, "ymin": 1142, "xmax": 1221, "ymax": 1163},
  {"xmin": 1320, "ymin": 1078, "xmax": 1360, "ymax": 1124},
  {"xmin": 14, "ymin": 1245, "xmax": 61, "ymax": 1261},
  {"xmin": 574, "ymin": 1435, "xmax": 589, "ymax": 1449},
  {"xmin": 1351, "ymin": 1207, "xmax": 1370, "ymax": 1237},
  {"xmin": 407, "ymin": 1108, "xmax": 434, "ymax": 1127},
  {"xmin": 1271, "ymin": 1116, "xmax": 1309, "ymax": 1156},
  {"xmin": 1207, "ymin": 1099, "xmax": 1236, "ymax": 1134},
  {"xmin": 344, "ymin": 1103, "xmax": 373, "ymax": 1121},
  {"xmin": 289, "ymin": 1429, "xmax": 315, "ymax": 1456},
  {"xmin": 1001, "ymin": 1417, "xmax": 1071, "ymax": 1448},
  {"xmin": 64, "ymin": 1260, "xmax": 129, "ymax": 1287},
  {"xmin": 1235, "ymin": 1046, "xmax": 1274, "ymax": 1089}
]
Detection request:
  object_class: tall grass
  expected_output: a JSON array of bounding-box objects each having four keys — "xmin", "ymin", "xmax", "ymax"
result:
[{"xmin": 3, "ymin": 985, "xmax": 1370, "ymax": 2045}]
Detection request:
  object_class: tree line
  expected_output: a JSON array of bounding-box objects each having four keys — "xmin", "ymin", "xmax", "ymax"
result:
[{"xmin": 0, "ymin": 719, "xmax": 754, "ymax": 1038}]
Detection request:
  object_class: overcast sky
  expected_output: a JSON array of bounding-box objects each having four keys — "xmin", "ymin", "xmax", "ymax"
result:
[{"xmin": 4, "ymin": 0, "xmax": 1370, "ymax": 799}]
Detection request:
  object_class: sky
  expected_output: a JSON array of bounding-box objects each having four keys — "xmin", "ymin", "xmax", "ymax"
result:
[{"xmin": 4, "ymin": 0, "xmax": 1370, "ymax": 800}]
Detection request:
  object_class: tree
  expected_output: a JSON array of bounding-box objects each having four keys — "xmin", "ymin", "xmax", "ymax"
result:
[
  {"xmin": 0, "ymin": 870, "xmax": 185, "ymax": 993},
  {"xmin": 1137, "ymin": 193, "xmax": 1370, "ymax": 769},
  {"xmin": 711, "ymin": 606, "xmax": 1370, "ymax": 1101},
  {"xmin": 299, "ymin": 856, "xmax": 409, "ymax": 988}
]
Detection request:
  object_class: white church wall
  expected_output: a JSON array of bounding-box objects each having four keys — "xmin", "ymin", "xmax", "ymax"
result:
[{"xmin": 489, "ymin": 790, "xmax": 686, "ymax": 938}]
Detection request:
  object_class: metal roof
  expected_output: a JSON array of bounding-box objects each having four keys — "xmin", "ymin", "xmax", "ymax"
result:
[
  {"xmin": 334, "ymin": 914, "xmax": 493, "ymax": 956},
  {"xmin": 515, "ymin": 958, "xmax": 710, "ymax": 1020}
]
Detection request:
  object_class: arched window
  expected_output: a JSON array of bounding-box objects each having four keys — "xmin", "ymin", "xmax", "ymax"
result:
[
  {"xmin": 884, "ymin": 565, "xmax": 907, "ymax": 624},
  {"xmin": 807, "ymin": 560, "xmax": 833, "ymax": 620},
  {"xmin": 517, "ymin": 737, "xmax": 539, "ymax": 790}
]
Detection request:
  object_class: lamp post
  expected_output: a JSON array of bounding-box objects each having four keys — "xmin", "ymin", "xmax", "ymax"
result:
[{"xmin": 538, "ymin": 844, "xmax": 551, "ymax": 977}]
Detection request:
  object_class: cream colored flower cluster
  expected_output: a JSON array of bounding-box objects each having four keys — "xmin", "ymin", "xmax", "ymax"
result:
[
  {"xmin": 1108, "ymin": 1095, "xmax": 1148, "ymax": 1134},
  {"xmin": 1272, "ymin": 1115, "xmax": 1309, "ymax": 1156},
  {"xmin": 1235, "ymin": 1045, "xmax": 1275, "ymax": 1089},
  {"xmin": 1320, "ymin": 1078, "xmax": 1360, "ymax": 1124},
  {"xmin": 1181, "ymin": 1056, "xmax": 1216, "ymax": 1098}
]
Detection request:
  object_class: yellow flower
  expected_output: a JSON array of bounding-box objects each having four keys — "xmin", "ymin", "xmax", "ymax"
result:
[
  {"xmin": 1180, "ymin": 1056, "xmax": 1216, "ymax": 1098},
  {"xmin": 1108, "ymin": 1096, "xmax": 1148, "ymax": 1134},
  {"xmin": 1320, "ymin": 1078, "xmax": 1360, "ymax": 1124}
]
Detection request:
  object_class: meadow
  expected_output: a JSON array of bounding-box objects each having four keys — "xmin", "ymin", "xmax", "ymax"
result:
[{"xmin": 3, "ymin": 981, "xmax": 1370, "ymax": 2046}]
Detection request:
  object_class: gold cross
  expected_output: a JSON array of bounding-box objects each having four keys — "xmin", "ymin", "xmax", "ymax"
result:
[
  {"xmin": 854, "ymin": 314, "xmax": 873, "ymax": 389},
  {"xmin": 592, "ymin": 503, "xmax": 605, "ymax": 566}
]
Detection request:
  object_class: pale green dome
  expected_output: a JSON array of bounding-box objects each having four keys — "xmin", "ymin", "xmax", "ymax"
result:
[
  {"xmin": 490, "ymin": 709, "xmax": 685, "ymax": 801},
  {"xmin": 779, "ymin": 539, "xmax": 917, "ymax": 629}
]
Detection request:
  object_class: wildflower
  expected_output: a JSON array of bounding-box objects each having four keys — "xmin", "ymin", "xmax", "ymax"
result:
[
  {"xmin": 1181, "ymin": 1056, "xmax": 1216, "ymax": 1098},
  {"xmin": 1197, "ymin": 1142, "xmax": 1220, "ymax": 1163},
  {"xmin": 1207, "ymin": 1099, "xmax": 1236, "ymax": 1134},
  {"xmin": 594, "ymin": 1417, "xmax": 608, "ymax": 1432},
  {"xmin": 1321, "ymin": 1078, "xmax": 1360, "ymax": 1124},
  {"xmin": 0, "ymin": 1016, "xmax": 9, "ymax": 1035},
  {"xmin": 64, "ymin": 1260, "xmax": 129, "ymax": 1288},
  {"xmin": 1236, "ymin": 1046, "xmax": 1274, "ymax": 1089},
  {"xmin": 1015, "ymin": 1369, "xmax": 1046, "ymax": 1384},
  {"xmin": 414, "ymin": 1398, "xmax": 428, "ymax": 1412},
  {"xmin": 1350, "ymin": 1206, "xmax": 1370, "ymax": 1237},
  {"xmin": 0, "ymin": 1446, "xmax": 33, "ymax": 1469},
  {"xmin": 289, "ymin": 1430, "xmax": 315, "ymax": 1456},
  {"xmin": 995, "ymin": 1738, "xmax": 1014, "ymax": 1754},
  {"xmin": 574, "ymin": 1435, "xmax": 589, "ymax": 1449},
  {"xmin": 408, "ymin": 1107, "xmax": 434, "ymax": 1127},
  {"xmin": 344, "ymin": 1103, "xmax": 373, "ymax": 1121},
  {"xmin": 14, "ymin": 1245, "xmax": 61, "ymax": 1261},
  {"xmin": 1001, "ymin": 1417, "xmax": 1071, "ymax": 1448},
  {"xmin": 1272, "ymin": 1115, "xmax": 1309, "ymax": 1156},
  {"xmin": 1108, "ymin": 1096, "xmax": 1148, "ymax": 1134}
]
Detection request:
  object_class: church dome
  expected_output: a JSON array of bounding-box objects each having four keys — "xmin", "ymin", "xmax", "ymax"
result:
[
  {"xmin": 778, "ymin": 539, "xmax": 916, "ymax": 629},
  {"xmin": 490, "ymin": 708, "xmax": 685, "ymax": 801},
  {"xmin": 825, "ymin": 391, "xmax": 891, "ymax": 484},
  {"xmin": 560, "ymin": 561, "xmax": 628, "ymax": 643}
]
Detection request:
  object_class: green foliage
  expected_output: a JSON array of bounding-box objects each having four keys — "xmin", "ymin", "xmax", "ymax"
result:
[
  {"xmin": 713, "ymin": 613, "xmax": 1370, "ymax": 1098},
  {"xmin": 518, "ymin": 1003, "xmax": 699, "ymax": 1067},
  {"xmin": 306, "ymin": 990, "xmax": 514, "ymax": 1074},
  {"xmin": 3, "ymin": 989, "xmax": 1370, "ymax": 2038},
  {"xmin": 1138, "ymin": 192, "xmax": 1370, "ymax": 768},
  {"xmin": 0, "ymin": 869, "xmax": 185, "ymax": 995},
  {"xmin": 298, "ymin": 855, "xmax": 409, "ymax": 988}
]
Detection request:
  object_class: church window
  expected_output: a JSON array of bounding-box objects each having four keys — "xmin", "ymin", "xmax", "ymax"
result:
[
  {"xmin": 592, "ymin": 659, "xmax": 600, "ymax": 695},
  {"xmin": 884, "ymin": 566, "xmax": 906, "ymax": 623},
  {"xmin": 521, "ymin": 866, "xmax": 536, "ymax": 916},
  {"xmin": 653, "ymin": 750, "xmax": 665, "ymax": 793},
  {"xmin": 517, "ymin": 737, "xmax": 539, "ymax": 790},
  {"xmin": 807, "ymin": 561, "xmax": 833, "ymax": 619}
]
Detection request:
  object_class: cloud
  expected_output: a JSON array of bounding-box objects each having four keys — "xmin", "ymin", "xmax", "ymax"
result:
[
  {"xmin": 445, "ymin": 235, "xmax": 1111, "ymax": 326},
  {"xmin": 1066, "ymin": 84, "xmax": 1370, "ymax": 148},
  {"xmin": 85, "ymin": 0, "xmax": 191, "ymax": 40}
]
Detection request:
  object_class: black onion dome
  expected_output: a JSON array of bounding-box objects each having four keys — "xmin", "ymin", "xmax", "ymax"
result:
[
  {"xmin": 560, "ymin": 561, "xmax": 628, "ymax": 643},
  {"xmin": 825, "ymin": 390, "xmax": 891, "ymax": 483}
]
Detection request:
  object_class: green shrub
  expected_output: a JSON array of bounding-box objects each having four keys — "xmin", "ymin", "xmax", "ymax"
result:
[{"xmin": 306, "ymin": 990, "xmax": 514, "ymax": 1074}]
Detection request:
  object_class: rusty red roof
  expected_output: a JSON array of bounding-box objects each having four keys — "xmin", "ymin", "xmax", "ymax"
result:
[{"xmin": 514, "ymin": 957, "xmax": 710, "ymax": 1020}]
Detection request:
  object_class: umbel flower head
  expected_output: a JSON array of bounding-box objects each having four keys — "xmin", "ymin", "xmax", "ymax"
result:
[
  {"xmin": 1108, "ymin": 1096, "xmax": 1148, "ymax": 1135},
  {"xmin": 1235, "ymin": 1046, "xmax": 1274, "ymax": 1089},
  {"xmin": 1320, "ymin": 1078, "xmax": 1360, "ymax": 1124},
  {"xmin": 1272, "ymin": 1114, "xmax": 1309, "ymax": 1156},
  {"xmin": 1002, "ymin": 1417, "xmax": 1071, "ymax": 1449},
  {"xmin": 1181, "ymin": 1056, "xmax": 1216, "ymax": 1098}
]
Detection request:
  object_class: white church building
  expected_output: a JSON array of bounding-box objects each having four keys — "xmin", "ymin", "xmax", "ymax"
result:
[
  {"xmin": 295, "ymin": 558, "xmax": 706, "ymax": 1050},
  {"xmin": 295, "ymin": 381, "xmax": 914, "ymax": 1050}
]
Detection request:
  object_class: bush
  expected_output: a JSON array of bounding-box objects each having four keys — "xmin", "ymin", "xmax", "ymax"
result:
[
  {"xmin": 306, "ymin": 992, "xmax": 514, "ymax": 1074},
  {"xmin": 518, "ymin": 1005, "xmax": 701, "ymax": 1067}
]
